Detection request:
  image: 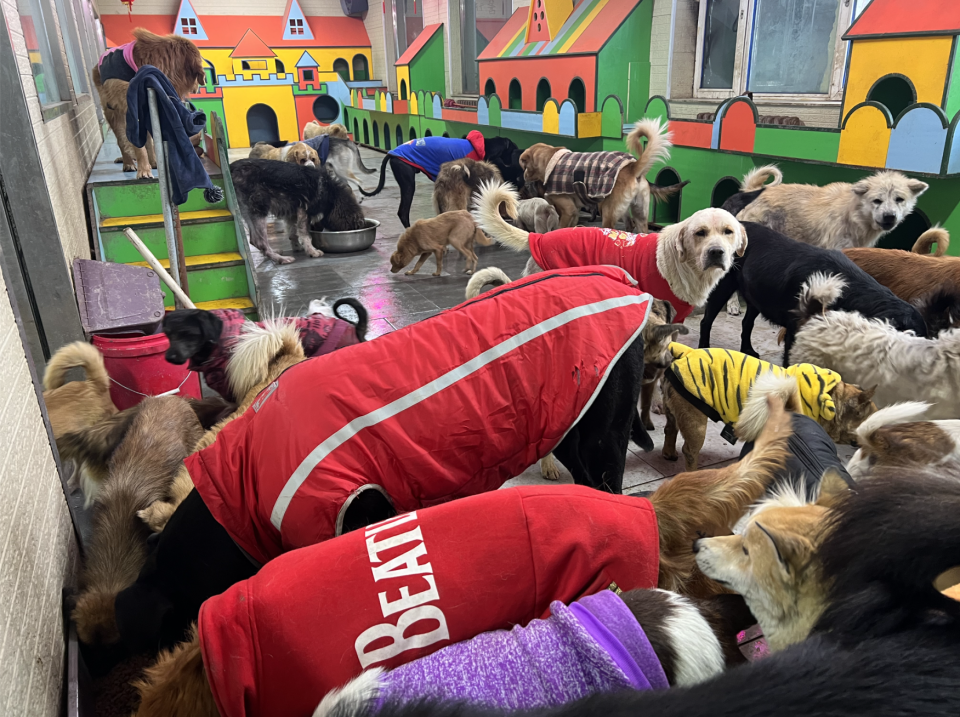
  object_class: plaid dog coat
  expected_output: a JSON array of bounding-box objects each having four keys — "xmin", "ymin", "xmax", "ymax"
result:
[{"xmin": 543, "ymin": 150, "xmax": 636, "ymax": 200}]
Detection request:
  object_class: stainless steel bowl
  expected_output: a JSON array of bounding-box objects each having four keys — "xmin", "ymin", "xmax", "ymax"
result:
[{"xmin": 310, "ymin": 218, "xmax": 379, "ymax": 253}]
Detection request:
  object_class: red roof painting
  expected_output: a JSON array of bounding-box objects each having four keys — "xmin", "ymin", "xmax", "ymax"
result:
[
  {"xmin": 231, "ymin": 29, "xmax": 276, "ymax": 58},
  {"xmin": 844, "ymin": 0, "xmax": 960, "ymax": 39},
  {"xmin": 101, "ymin": 14, "xmax": 370, "ymax": 49},
  {"xmin": 395, "ymin": 23, "xmax": 442, "ymax": 66}
]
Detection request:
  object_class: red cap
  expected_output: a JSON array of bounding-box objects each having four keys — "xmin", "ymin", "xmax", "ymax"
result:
[{"xmin": 466, "ymin": 130, "xmax": 485, "ymax": 160}]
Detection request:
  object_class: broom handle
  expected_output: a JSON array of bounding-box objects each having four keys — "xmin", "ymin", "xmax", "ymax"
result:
[{"xmin": 123, "ymin": 227, "xmax": 196, "ymax": 309}]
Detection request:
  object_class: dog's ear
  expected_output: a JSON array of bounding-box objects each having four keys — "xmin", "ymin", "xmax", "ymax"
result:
[
  {"xmin": 859, "ymin": 384, "xmax": 878, "ymax": 402},
  {"xmin": 675, "ymin": 219, "xmax": 689, "ymax": 261},
  {"xmin": 852, "ymin": 180, "xmax": 870, "ymax": 196},
  {"xmin": 196, "ymin": 310, "xmax": 224, "ymax": 342},
  {"xmin": 815, "ymin": 468, "xmax": 853, "ymax": 509},
  {"xmin": 661, "ymin": 299, "xmax": 676, "ymax": 322},
  {"xmin": 907, "ymin": 179, "xmax": 929, "ymax": 197},
  {"xmin": 755, "ymin": 522, "xmax": 816, "ymax": 572},
  {"xmin": 734, "ymin": 221, "xmax": 749, "ymax": 257}
]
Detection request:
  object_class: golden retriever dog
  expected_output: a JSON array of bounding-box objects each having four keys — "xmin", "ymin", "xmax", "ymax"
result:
[
  {"xmin": 519, "ymin": 118, "xmax": 672, "ymax": 229},
  {"xmin": 731, "ymin": 164, "xmax": 929, "ymax": 250},
  {"xmin": 138, "ymin": 321, "xmax": 306, "ymax": 533},
  {"xmin": 390, "ymin": 210, "xmax": 492, "ymax": 276},
  {"xmin": 71, "ymin": 396, "xmax": 204, "ymax": 645},
  {"xmin": 248, "ymin": 141, "xmax": 320, "ymax": 167},
  {"xmin": 92, "ymin": 28, "xmax": 205, "ymax": 179},
  {"xmin": 304, "ymin": 121, "xmax": 350, "ymax": 140},
  {"xmin": 129, "ymin": 395, "xmax": 793, "ymax": 717},
  {"xmin": 432, "ymin": 158, "xmax": 502, "ymax": 214}
]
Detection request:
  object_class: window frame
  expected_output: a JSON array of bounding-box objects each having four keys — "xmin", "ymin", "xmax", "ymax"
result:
[{"xmin": 693, "ymin": 0, "xmax": 856, "ymax": 103}]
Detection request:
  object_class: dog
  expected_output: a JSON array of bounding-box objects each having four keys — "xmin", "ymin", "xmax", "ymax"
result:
[
  {"xmin": 912, "ymin": 226, "xmax": 949, "ymax": 255},
  {"xmin": 231, "ymin": 158, "xmax": 365, "ymax": 265},
  {"xmin": 432, "ymin": 158, "xmax": 502, "ymax": 214},
  {"xmin": 699, "ymin": 220, "xmax": 927, "ymax": 361},
  {"xmin": 92, "ymin": 28, "xmax": 205, "ymax": 179},
  {"xmin": 304, "ymin": 121, "xmax": 349, "ymax": 140},
  {"xmin": 473, "ymin": 181, "xmax": 746, "ymax": 323},
  {"xmin": 514, "ymin": 197, "xmax": 560, "ymax": 234},
  {"xmin": 69, "ymin": 396, "xmax": 204, "ymax": 646},
  {"xmin": 726, "ymin": 164, "xmax": 929, "ymax": 250},
  {"xmin": 662, "ymin": 351, "xmax": 876, "ymax": 470},
  {"xmin": 361, "ymin": 132, "xmax": 521, "ymax": 227},
  {"xmin": 249, "ymin": 141, "xmax": 320, "ymax": 167},
  {"xmin": 790, "ymin": 273, "xmax": 960, "ymax": 419},
  {"xmin": 519, "ymin": 118, "xmax": 671, "ymax": 230},
  {"xmin": 845, "ymin": 402, "xmax": 960, "ymax": 479},
  {"xmin": 162, "ymin": 300, "xmax": 367, "ymax": 401},
  {"xmin": 390, "ymin": 210, "xmax": 492, "ymax": 276}
]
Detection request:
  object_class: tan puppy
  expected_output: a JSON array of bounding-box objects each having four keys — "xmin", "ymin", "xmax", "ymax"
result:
[
  {"xmin": 92, "ymin": 29, "xmax": 205, "ymax": 178},
  {"xmin": 390, "ymin": 210, "xmax": 492, "ymax": 276},
  {"xmin": 520, "ymin": 118, "xmax": 672, "ymax": 229},
  {"xmin": 249, "ymin": 141, "xmax": 320, "ymax": 168},
  {"xmin": 304, "ymin": 121, "xmax": 349, "ymax": 140},
  {"xmin": 432, "ymin": 158, "xmax": 502, "ymax": 214},
  {"xmin": 735, "ymin": 165, "xmax": 929, "ymax": 250}
]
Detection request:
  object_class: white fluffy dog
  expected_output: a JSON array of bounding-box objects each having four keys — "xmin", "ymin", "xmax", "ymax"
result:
[{"xmin": 790, "ymin": 274, "xmax": 960, "ymax": 419}]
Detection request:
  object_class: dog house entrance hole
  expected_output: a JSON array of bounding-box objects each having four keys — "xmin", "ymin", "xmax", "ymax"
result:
[
  {"xmin": 652, "ymin": 168, "xmax": 683, "ymax": 226},
  {"xmin": 312, "ymin": 95, "xmax": 339, "ymax": 122},
  {"xmin": 868, "ymin": 76, "xmax": 916, "ymax": 122},
  {"xmin": 397, "ymin": 125, "xmax": 404, "ymax": 146},
  {"xmin": 711, "ymin": 177, "xmax": 741, "ymax": 209},
  {"xmin": 247, "ymin": 104, "xmax": 280, "ymax": 144},
  {"xmin": 876, "ymin": 209, "xmax": 930, "ymax": 251}
]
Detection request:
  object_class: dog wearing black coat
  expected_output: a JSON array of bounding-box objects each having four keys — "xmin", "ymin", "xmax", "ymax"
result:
[
  {"xmin": 231, "ymin": 158, "xmax": 365, "ymax": 265},
  {"xmin": 698, "ymin": 220, "xmax": 926, "ymax": 362}
]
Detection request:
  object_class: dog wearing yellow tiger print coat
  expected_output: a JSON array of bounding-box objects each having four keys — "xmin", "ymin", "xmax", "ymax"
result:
[{"xmin": 661, "ymin": 343, "xmax": 876, "ymax": 470}]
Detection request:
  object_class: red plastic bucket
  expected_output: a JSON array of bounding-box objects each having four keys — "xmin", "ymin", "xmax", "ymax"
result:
[{"xmin": 92, "ymin": 333, "xmax": 202, "ymax": 410}]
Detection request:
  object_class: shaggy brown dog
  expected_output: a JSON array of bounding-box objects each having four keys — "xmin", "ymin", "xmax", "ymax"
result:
[
  {"xmin": 130, "ymin": 395, "xmax": 791, "ymax": 717},
  {"xmin": 248, "ymin": 142, "xmax": 320, "ymax": 167},
  {"xmin": 71, "ymin": 396, "xmax": 204, "ymax": 645},
  {"xmin": 303, "ymin": 121, "xmax": 350, "ymax": 140},
  {"xmin": 43, "ymin": 342, "xmax": 116, "ymax": 441},
  {"xmin": 390, "ymin": 210, "xmax": 492, "ymax": 276},
  {"xmin": 432, "ymin": 158, "xmax": 502, "ymax": 214},
  {"xmin": 519, "ymin": 118, "xmax": 671, "ymax": 229},
  {"xmin": 92, "ymin": 28, "xmax": 205, "ymax": 179}
]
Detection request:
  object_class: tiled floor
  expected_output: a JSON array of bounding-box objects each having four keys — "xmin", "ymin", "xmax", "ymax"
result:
[{"xmin": 230, "ymin": 146, "xmax": 848, "ymax": 494}]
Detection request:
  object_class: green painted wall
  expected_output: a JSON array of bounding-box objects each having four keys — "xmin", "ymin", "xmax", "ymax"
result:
[
  {"xmin": 945, "ymin": 38, "xmax": 960, "ymax": 120},
  {"xmin": 409, "ymin": 30, "xmax": 446, "ymax": 95},
  {"xmin": 192, "ymin": 98, "xmax": 228, "ymax": 146},
  {"xmin": 754, "ymin": 127, "xmax": 841, "ymax": 163},
  {"xmin": 596, "ymin": 0, "xmax": 652, "ymax": 124}
]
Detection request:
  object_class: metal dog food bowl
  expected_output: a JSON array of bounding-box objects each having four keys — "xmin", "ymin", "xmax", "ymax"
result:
[{"xmin": 310, "ymin": 218, "xmax": 379, "ymax": 253}]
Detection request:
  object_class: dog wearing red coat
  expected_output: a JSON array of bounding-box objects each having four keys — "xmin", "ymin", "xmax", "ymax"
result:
[{"xmin": 471, "ymin": 182, "xmax": 746, "ymax": 323}]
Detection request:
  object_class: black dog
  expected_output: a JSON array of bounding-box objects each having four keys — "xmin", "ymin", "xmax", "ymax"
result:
[
  {"xmin": 699, "ymin": 221, "xmax": 926, "ymax": 361},
  {"xmin": 915, "ymin": 284, "xmax": 960, "ymax": 337},
  {"xmin": 231, "ymin": 158, "xmax": 365, "ymax": 265},
  {"xmin": 361, "ymin": 136, "xmax": 522, "ymax": 228}
]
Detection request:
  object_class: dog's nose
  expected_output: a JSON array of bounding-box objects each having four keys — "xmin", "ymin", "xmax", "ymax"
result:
[
  {"xmin": 303, "ymin": 161, "xmax": 315, "ymax": 168},
  {"xmin": 692, "ymin": 539, "xmax": 701, "ymax": 554},
  {"xmin": 881, "ymin": 213, "xmax": 897, "ymax": 227}
]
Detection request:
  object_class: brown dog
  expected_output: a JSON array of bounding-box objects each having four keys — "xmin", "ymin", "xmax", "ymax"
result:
[
  {"xmin": 248, "ymin": 142, "xmax": 320, "ymax": 167},
  {"xmin": 519, "ymin": 118, "xmax": 671, "ymax": 230},
  {"xmin": 432, "ymin": 158, "xmax": 502, "ymax": 214},
  {"xmin": 92, "ymin": 28, "xmax": 205, "ymax": 179},
  {"xmin": 304, "ymin": 121, "xmax": 350, "ymax": 140},
  {"xmin": 390, "ymin": 210, "xmax": 492, "ymax": 276}
]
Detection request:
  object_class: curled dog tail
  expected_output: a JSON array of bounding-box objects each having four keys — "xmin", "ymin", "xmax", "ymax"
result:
[
  {"xmin": 312, "ymin": 668, "xmax": 384, "ymax": 717},
  {"xmin": 741, "ymin": 165, "xmax": 783, "ymax": 192},
  {"xmin": 43, "ymin": 341, "xmax": 110, "ymax": 394},
  {"xmin": 228, "ymin": 319, "xmax": 304, "ymax": 402},
  {"xmin": 359, "ymin": 155, "xmax": 391, "ymax": 197},
  {"xmin": 626, "ymin": 117, "xmax": 673, "ymax": 179},
  {"xmin": 795, "ymin": 272, "xmax": 847, "ymax": 325},
  {"xmin": 466, "ymin": 267, "xmax": 512, "ymax": 299},
  {"xmin": 736, "ymin": 373, "xmax": 801, "ymax": 442},
  {"xmin": 854, "ymin": 401, "xmax": 931, "ymax": 449},
  {"xmin": 333, "ymin": 298, "xmax": 369, "ymax": 342},
  {"xmin": 911, "ymin": 225, "xmax": 949, "ymax": 256},
  {"xmin": 471, "ymin": 181, "xmax": 530, "ymax": 251}
]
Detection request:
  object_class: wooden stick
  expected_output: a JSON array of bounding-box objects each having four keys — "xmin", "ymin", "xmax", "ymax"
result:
[{"xmin": 123, "ymin": 227, "xmax": 196, "ymax": 309}]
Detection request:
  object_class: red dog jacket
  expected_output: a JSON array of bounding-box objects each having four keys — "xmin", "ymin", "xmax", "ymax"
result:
[
  {"xmin": 199, "ymin": 484, "xmax": 660, "ymax": 717},
  {"xmin": 187, "ymin": 266, "xmax": 652, "ymax": 564},
  {"xmin": 529, "ymin": 227, "xmax": 694, "ymax": 322}
]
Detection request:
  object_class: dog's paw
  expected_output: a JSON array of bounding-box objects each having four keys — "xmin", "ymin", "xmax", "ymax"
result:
[
  {"xmin": 305, "ymin": 247, "xmax": 324, "ymax": 258},
  {"xmin": 275, "ymin": 255, "xmax": 296, "ymax": 265},
  {"xmin": 726, "ymin": 296, "xmax": 741, "ymax": 316},
  {"xmin": 122, "ymin": 163, "xmax": 137, "ymax": 173},
  {"xmin": 113, "ymin": 157, "xmax": 124, "ymax": 164},
  {"xmin": 539, "ymin": 454, "xmax": 562, "ymax": 481},
  {"xmin": 136, "ymin": 167, "xmax": 154, "ymax": 179},
  {"xmin": 642, "ymin": 416, "xmax": 655, "ymax": 431},
  {"xmin": 405, "ymin": 269, "xmax": 417, "ymax": 275},
  {"xmin": 661, "ymin": 449, "xmax": 678, "ymax": 462},
  {"xmin": 138, "ymin": 502, "xmax": 175, "ymax": 533}
]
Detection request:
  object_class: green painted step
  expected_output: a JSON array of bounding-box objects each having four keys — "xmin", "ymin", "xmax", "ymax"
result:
[
  {"xmin": 148, "ymin": 255, "xmax": 250, "ymax": 309},
  {"xmin": 93, "ymin": 179, "xmax": 228, "ymax": 220},
  {"xmin": 100, "ymin": 211, "xmax": 238, "ymax": 263}
]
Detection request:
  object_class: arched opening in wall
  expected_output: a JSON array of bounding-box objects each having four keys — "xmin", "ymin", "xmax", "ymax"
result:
[
  {"xmin": 275, "ymin": 59, "xmax": 285, "ymax": 75},
  {"xmin": 652, "ymin": 168, "xmax": 683, "ymax": 226},
  {"xmin": 353, "ymin": 54, "xmax": 369, "ymax": 81},
  {"xmin": 343, "ymin": 108, "xmax": 349, "ymax": 126},
  {"xmin": 354, "ymin": 118, "xmax": 360, "ymax": 139},
  {"xmin": 384, "ymin": 123, "xmax": 391, "ymax": 149},
  {"xmin": 442, "ymin": 132, "xmax": 449, "ymax": 137},
  {"xmin": 400, "ymin": 79, "xmax": 407, "ymax": 100},
  {"xmin": 711, "ymin": 177, "xmax": 741, "ymax": 209},
  {"xmin": 203, "ymin": 59, "xmax": 217, "ymax": 87},
  {"xmin": 312, "ymin": 95, "xmax": 339, "ymax": 122},
  {"xmin": 334, "ymin": 58, "xmax": 350, "ymax": 81},
  {"xmin": 241, "ymin": 61, "xmax": 251, "ymax": 70},
  {"xmin": 246, "ymin": 104, "xmax": 280, "ymax": 145},
  {"xmin": 568, "ymin": 78, "xmax": 585, "ymax": 113},
  {"xmin": 373, "ymin": 121, "xmax": 380, "ymax": 147},
  {"xmin": 536, "ymin": 78, "xmax": 551, "ymax": 111},
  {"xmin": 409, "ymin": 127, "xmax": 417, "ymax": 140},
  {"xmin": 877, "ymin": 208, "xmax": 931, "ymax": 251},
  {"xmin": 484, "ymin": 78, "xmax": 496, "ymax": 97},
  {"xmin": 362, "ymin": 119, "xmax": 370, "ymax": 144},
  {"xmin": 509, "ymin": 79, "xmax": 522, "ymax": 110},
  {"xmin": 867, "ymin": 75, "xmax": 916, "ymax": 122},
  {"xmin": 397, "ymin": 125, "xmax": 404, "ymax": 146},
  {"xmin": 424, "ymin": 128, "xmax": 433, "ymax": 136}
]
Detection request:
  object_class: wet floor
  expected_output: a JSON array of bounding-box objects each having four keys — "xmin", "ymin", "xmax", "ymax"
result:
[{"xmin": 229, "ymin": 145, "xmax": 852, "ymax": 492}]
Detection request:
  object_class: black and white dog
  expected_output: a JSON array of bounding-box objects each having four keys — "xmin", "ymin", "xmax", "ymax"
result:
[
  {"xmin": 231, "ymin": 158, "xmax": 365, "ymax": 265},
  {"xmin": 698, "ymin": 221, "xmax": 926, "ymax": 362}
]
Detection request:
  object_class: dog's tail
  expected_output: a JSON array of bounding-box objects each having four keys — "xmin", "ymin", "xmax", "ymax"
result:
[
  {"xmin": 333, "ymin": 298, "xmax": 369, "ymax": 342},
  {"xmin": 853, "ymin": 401, "xmax": 931, "ymax": 450},
  {"xmin": 740, "ymin": 165, "xmax": 783, "ymax": 192},
  {"xmin": 227, "ymin": 319, "xmax": 304, "ymax": 402},
  {"xmin": 312, "ymin": 668, "xmax": 384, "ymax": 717},
  {"xmin": 736, "ymin": 373, "xmax": 801, "ymax": 442},
  {"xmin": 911, "ymin": 225, "xmax": 949, "ymax": 256},
  {"xmin": 626, "ymin": 117, "xmax": 673, "ymax": 179},
  {"xmin": 43, "ymin": 341, "xmax": 111, "ymax": 394},
  {"xmin": 650, "ymin": 180, "xmax": 691, "ymax": 202},
  {"xmin": 471, "ymin": 181, "xmax": 530, "ymax": 252},
  {"xmin": 359, "ymin": 155, "xmax": 391, "ymax": 197},
  {"xmin": 465, "ymin": 267, "xmax": 512, "ymax": 299},
  {"xmin": 795, "ymin": 272, "xmax": 847, "ymax": 325}
]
